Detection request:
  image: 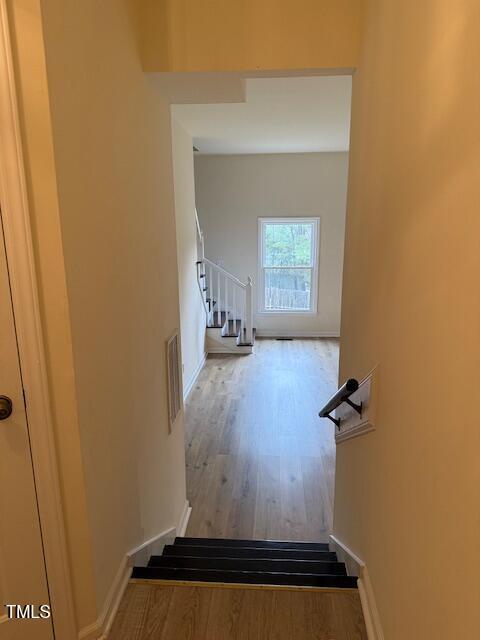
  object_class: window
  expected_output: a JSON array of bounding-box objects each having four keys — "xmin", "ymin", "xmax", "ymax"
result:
[{"xmin": 259, "ymin": 217, "xmax": 320, "ymax": 313}]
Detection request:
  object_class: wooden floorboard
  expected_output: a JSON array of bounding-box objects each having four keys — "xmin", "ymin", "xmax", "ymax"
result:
[
  {"xmin": 109, "ymin": 583, "xmax": 368, "ymax": 640},
  {"xmin": 185, "ymin": 338, "xmax": 339, "ymax": 542}
]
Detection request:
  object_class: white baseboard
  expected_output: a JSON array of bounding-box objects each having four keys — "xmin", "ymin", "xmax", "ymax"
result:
[
  {"xmin": 78, "ymin": 556, "xmax": 131, "ymax": 640},
  {"xmin": 329, "ymin": 534, "xmax": 364, "ymax": 577},
  {"xmin": 127, "ymin": 526, "xmax": 176, "ymax": 568},
  {"xmin": 78, "ymin": 501, "xmax": 192, "ymax": 639},
  {"xmin": 255, "ymin": 330, "xmax": 340, "ymax": 338},
  {"xmin": 329, "ymin": 535, "xmax": 384, "ymax": 640},
  {"xmin": 177, "ymin": 499, "xmax": 192, "ymax": 537},
  {"xmin": 183, "ymin": 353, "xmax": 207, "ymax": 401}
]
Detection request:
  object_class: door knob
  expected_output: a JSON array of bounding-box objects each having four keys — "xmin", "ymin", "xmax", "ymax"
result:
[{"xmin": 0, "ymin": 396, "xmax": 13, "ymax": 420}]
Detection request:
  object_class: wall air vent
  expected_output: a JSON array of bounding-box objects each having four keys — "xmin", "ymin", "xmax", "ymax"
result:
[{"xmin": 166, "ymin": 331, "xmax": 183, "ymax": 431}]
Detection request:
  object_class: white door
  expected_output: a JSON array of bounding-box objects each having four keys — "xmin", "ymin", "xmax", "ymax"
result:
[{"xmin": 0, "ymin": 211, "xmax": 54, "ymax": 639}]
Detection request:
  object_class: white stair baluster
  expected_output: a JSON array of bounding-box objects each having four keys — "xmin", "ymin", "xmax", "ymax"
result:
[
  {"xmin": 233, "ymin": 286, "xmax": 237, "ymax": 338},
  {"xmin": 224, "ymin": 275, "xmax": 229, "ymax": 332},
  {"xmin": 217, "ymin": 270, "xmax": 221, "ymax": 326},
  {"xmin": 209, "ymin": 264, "xmax": 213, "ymax": 325},
  {"xmin": 241, "ymin": 292, "xmax": 245, "ymax": 338},
  {"xmin": 245, "ymin": 276, "xmax": 253, "ymax": 344}
]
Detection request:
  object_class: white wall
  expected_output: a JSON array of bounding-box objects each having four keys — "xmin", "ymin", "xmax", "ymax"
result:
[
  {"xmin": 194, "ymin": 152, "xmax": 348, "ymax": 336},
  {"xmin": 172, "ymin": 119, "xmax": 206, "ymax": 397}
]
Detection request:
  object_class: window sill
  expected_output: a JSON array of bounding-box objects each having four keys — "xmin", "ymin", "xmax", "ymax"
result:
[{"xmin": 257, "ymin": 310, "xmax": 318, "ymax": 316}]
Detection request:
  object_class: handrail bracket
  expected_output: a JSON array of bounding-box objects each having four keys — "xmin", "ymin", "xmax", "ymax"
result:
[
  {"xmin": 345, "ymin": 398, "xmax": 363, "ymax": 415},
  {"xmin": 326, "ymin": 414, "xmax": 341, "ymax": 429},
  {"xmin": 318, "ymin": 378, "xmax": 362, "ymax": 431}
]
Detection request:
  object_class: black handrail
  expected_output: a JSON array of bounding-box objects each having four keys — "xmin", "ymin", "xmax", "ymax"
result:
[{"xmin": 319, "ymin": 378, "xmax": 362, "ymax": 429}]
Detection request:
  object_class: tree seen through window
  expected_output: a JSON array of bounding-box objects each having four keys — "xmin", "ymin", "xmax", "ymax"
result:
[{"xmin": 260, "ymin": 219, "xmax": 318, "ymax": 312}]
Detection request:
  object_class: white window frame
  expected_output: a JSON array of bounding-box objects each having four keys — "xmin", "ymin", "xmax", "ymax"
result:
[{"xmin": 258, "ymin": 217, "xmax": 320, "ymax": 315}]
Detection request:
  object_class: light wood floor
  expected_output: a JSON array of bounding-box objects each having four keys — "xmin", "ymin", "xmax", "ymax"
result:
[
  {"xmin": 109, "ymin": 583, "xmax": 367, "ymax": 640},
  {"xmin": 185, "ymin": 338, "xmax": 339, "ymax": 542}
]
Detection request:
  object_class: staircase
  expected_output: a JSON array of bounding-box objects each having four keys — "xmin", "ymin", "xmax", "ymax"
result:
[
  {"xmin": 131, "ymin": 537, "xmax": 358, "ymax": 589},
  {"xmin": 195, "ymin": 208, "xmax": 255, "ymax": 354}
]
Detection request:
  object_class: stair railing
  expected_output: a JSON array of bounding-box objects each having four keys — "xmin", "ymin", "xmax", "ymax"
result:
[{"xmin": 194, "ymin": 208, "xmax": 254, "ymax": 343}]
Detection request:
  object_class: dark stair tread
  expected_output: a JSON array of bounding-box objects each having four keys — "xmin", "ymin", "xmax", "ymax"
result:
[
  {"xmin": 238, "ymin": 327, "xmax": 256, "ymax": 347},
  {"xmin": 131, "ymin": 566, "xmax": 357, "ymax": 588},
  {"xmin": 147, "ymin": 555, "xmax": 346, "ymax": 575},
  {"xmin": 208, "ymin": 311, "xmax": 227, "ymax": 329},
  {"xmin": 174, "ymin": 537, "xmax": 330, "ymax": 552},
  {"xmin": 223, "ymin": 319, "xmax": 242, "ymax": 337},
  {"xmin": 163, "ymin": 544, "xmax": 337, "ymax": 561},
  {"xmin": 132, "ymin": 566, "xmax": 357, "ymax": 589}
]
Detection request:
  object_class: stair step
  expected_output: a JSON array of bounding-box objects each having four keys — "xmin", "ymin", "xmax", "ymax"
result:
[
  {"xmin": 223, "ymin": 319, "xmax": 242, "ymax": 337},
  {"xmin": 174, "ymin": 537, "xmax": 330, "ymax": 552},
  {"xmin": 238, "ymin": 327, "xmax": 256, "ymax": 347},
  {"xmin": 163, "ymin": 544, "xmax": 337, "ymax": 561},
  {"xmin": 208, "ymin": 311, "xmax": 227, "ymax": 329},
  {"xmin": 147, "ymin": 555, "xmax": 346, "ymax": 575},
  {"xmin": 131, "ymin": 566, "xmax": 357, "ymax": 589}
]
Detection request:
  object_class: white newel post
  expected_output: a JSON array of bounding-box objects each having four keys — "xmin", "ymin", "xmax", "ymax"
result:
[{"xmin": 245, "ymin": 276, "xmax": 254, "ymax": 344}]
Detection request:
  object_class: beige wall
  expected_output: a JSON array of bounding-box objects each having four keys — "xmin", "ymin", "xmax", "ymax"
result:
[
  {"xmin": 6, "ymin": 0, "xmax": 98, "ymax": 629},
  {"xmin": 195, "ymin": 153, "xmax": 348, "ymax": 335},
  {"xmin": 8, "ymin": 0, "xmax": 187, "ymax": 632},
  {"xmin": 335, "ymin": 1, "xmax": 480, "ymax": 638},
  {"xmin": 171, "ymin": 119, "xmax": 206, "ymax": 395},
  {"xmin": 138, "ymin": 0, "xmax": 364, "ymax": 73}
]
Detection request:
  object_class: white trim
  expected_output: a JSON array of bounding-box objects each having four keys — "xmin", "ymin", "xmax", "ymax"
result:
[
  {"xmin": 128, "ymin": 500, "xmax": 190, "ymax": 565},
  {"xmin": 329, "ymin": 535, "xmax": 384, "ymax": 640},
  {"xmin": 183, "ymin": 352, "xmax": 207, "ymax": 401},
  {"xmin": 256, "ymin": 310, "xmax": 318, "ymax": 316},
  {"xmin": 329, "ymin": 534, "xmax": 364, "ymax": 576},
  {"xmin": 335, "ymin": 366, "xmax": 378, "ymax": 444},
  {"xmin": 258, "ymin": 216, "xmax": 320, "ymax": 315},
  {"xmin": 255, "ymin": 330, "xmax": 340, "ymax": 338},
  {"xmin": 79, "ymin": 501, "xmax": 192, "ymax": 639},
  {"xmin": 0, "ymin": 4, "xmax": 77, "ymax": 638},
  {"xmin": 127, "ymin": 526, "xmax": 176, "ymax": 572},
  {"xmin": 177, "ymin": 499, "xmax": 192, "ymax": 537},
  {"xmin": 78, "ymin": 558, "xmax": 131, "ymax": 640},
  {"xmin": 207, "ymin": 347, "xmax": 253, "ymax": 354},
  {"xmin": 335, "ymin": 421, "xmax": 375, "ymax": 443}
]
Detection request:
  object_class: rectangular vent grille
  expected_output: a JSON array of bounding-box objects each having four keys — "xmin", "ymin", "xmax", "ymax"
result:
[{"xmin": 166, "ymin": 331, "xmax": 182, "ymax": 430}]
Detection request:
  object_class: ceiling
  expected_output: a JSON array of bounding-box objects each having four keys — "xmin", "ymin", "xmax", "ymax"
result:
[{"xmin": 172, "ymin": 75, "xmax": 352, "ymax": 155}]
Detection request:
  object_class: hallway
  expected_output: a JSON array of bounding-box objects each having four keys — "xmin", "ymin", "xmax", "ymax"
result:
[{"xmin": 185, "ymin": 338, "xmax": 339, "ymax": 542}]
